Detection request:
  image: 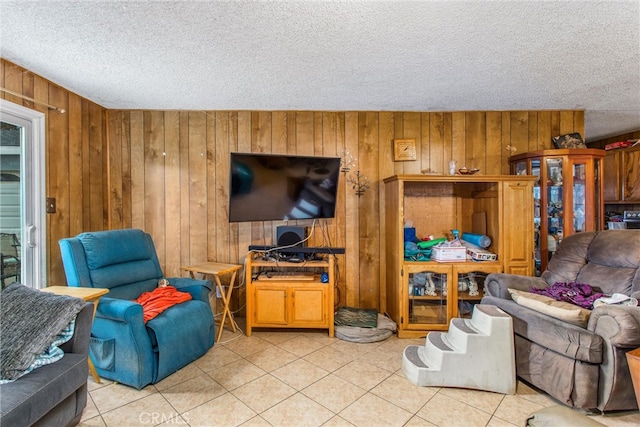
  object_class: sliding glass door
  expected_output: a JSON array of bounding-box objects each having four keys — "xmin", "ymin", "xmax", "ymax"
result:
[{"xmin": 0, "ymin": 99, "xmax": 46, "ymax": 288}]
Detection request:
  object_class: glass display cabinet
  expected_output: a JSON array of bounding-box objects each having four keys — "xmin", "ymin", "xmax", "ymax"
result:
[{"xmin": 510, "ymin": 149, "xmax": 605, "ymax": 275}]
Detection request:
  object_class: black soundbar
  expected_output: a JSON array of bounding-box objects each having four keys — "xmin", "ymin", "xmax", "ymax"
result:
[{"xmin": 248, "ymin": 245, "xmax": 345, "ymax": 254}]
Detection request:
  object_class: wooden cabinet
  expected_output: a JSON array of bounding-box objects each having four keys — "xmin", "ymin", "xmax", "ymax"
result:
[
  {"xmin": 510, "ymin": 149, "xmax": 605, "ymax": 275},
  {"xmin": 383, "ymin": 175, "xmax": 535, "ymax": 338},
  {"xmin": 604, "ymin": 146, "xmax": 640, "ymax": 203},
  {"xmin": 245, "ymin": 254, "xmax": 335, "ymax": 337}
]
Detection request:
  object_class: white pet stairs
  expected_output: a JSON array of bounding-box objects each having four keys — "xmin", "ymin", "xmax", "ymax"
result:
[{"xmin": 403, "ymin": 304, "xmax": 516, "ymax": 394}]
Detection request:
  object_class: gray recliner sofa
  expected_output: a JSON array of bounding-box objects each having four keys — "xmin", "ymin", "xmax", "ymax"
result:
[
  {"xmin": 0, "ymin": 301, "xmax": 93, "ymax": 426},
  {"xmin": 482, "ymin": 230, "xmax": 640, "ymax": 412}
]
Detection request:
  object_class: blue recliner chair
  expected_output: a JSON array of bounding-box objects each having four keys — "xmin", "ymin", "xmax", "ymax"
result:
[{"xmin": 59, "ymin": 228, "xmax": 215, "ymax": 389}]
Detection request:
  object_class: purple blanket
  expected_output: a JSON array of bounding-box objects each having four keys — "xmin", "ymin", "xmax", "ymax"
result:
[{"xmin": 531, "ymin": 282, "xmax": 604, "ymax": 310}]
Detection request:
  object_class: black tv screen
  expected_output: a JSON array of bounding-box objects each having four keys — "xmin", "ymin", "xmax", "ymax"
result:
[{"xmin": 229, "ymin": 152, "xmax": 341, "ymax": 223}]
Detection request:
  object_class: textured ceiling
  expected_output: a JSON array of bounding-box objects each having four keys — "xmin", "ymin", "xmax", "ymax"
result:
[{"xmin": 1, "ymin": 0, "xmax": 639, "ymax": 141}]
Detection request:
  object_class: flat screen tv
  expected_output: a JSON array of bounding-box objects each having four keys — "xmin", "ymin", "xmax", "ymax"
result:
[{"xmin": 229, "ymin": 152, "xmax": 341, "ymax": 223}]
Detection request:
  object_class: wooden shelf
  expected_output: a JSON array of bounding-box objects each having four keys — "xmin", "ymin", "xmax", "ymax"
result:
[
  {"xmin": 245, "ymin": 252, "xmax": 335, "ymax": 337},
  {"xmin": 384, "ymin": 175, "xmax": 535, "ymax": 337}
]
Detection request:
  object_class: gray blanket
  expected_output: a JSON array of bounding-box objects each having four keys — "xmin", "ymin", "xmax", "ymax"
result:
[{"xmin": 0, "ymin": 283, "xmax": 87, "ymax": 380}]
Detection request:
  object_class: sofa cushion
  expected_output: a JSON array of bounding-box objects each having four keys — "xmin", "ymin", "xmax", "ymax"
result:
[
  {"xmin": 508, "ymin": 289, "xmax": 591, "ymax": 327},
  {"xmin": 0, "ymin": 354, "xmax": 87, "ymax": 426},
  {"xmin": 482, "ymin": 295, "xmax": 603, "ymax": 364}
]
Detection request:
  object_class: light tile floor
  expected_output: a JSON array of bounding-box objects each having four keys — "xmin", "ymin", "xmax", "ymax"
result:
[{"xmin": 80, "ymin": 320, "xmax": 640, "ymax": 427}]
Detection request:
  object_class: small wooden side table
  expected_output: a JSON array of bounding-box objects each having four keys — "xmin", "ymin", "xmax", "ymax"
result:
[
  {"xmin": 181, "ymin": 262, "xmax": 243, "ymax": 342},
  {"xmin": 41, "ymin": 286, "xmax": 109, "ymax": 384}
]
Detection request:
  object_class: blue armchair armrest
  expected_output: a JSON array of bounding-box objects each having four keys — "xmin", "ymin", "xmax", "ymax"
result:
[
  {"xmin": 167, "ymin": 277, "xmax": 212, "ymax": 302},
  {"xmin": 95, "ymin": 297, "xmax": 145, "ymax": 323}
]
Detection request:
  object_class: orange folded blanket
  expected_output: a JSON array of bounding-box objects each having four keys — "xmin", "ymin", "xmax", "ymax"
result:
[{"xmin": 135, "ymin": 286, "xmax": 192, "ymax": 323}]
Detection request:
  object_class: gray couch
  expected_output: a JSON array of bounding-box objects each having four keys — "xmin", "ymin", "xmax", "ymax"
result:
[
  {"xmin": 482, "ymin": 230, "xmax": 640, "ymax": 412},
  {"xmin": 0, "ymin": 301, "xmax": 93, "ymax": 426}
]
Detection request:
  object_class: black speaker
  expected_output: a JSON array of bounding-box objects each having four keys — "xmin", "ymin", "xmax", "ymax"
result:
[{"xmin": 277, "ymin": 226, "xmax": 307, "ymax": 247}]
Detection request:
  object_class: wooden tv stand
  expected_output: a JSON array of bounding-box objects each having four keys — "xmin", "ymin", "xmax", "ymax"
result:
[{"xmin": 245, "ymin": 250, "xmax": 336, "ymax": 337}]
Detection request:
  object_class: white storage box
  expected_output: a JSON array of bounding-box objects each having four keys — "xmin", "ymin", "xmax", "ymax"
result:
[
  {"xmin": 466, "ymin": 244, "xmax": 498, "ymax": 261},
  {"xmin": 432, "ymin": 244, "xmax": 467, "ymax": 262}
]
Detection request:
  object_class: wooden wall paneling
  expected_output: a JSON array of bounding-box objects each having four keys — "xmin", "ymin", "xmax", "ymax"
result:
[
  {"xmin": 89, "ymin": 102, "xmax": 105, "ymax": 231},
  {"xmin": 236, "ymin": 112, "xmax": 252, "ymax": 266},
  {"xmin": 501, "ymin": 112, "xmax": 512, "ymax": 173},
  {"xmin": 99, "ymin": 103, "xmax": 109, "ymax": 232},
  {"xmin": 3, "ymin": 61, "xmax": 23, "ymax": 105},
  {"xmin": 550, "ymin": 111, "xmax": 561, "ymax": 139},
  {"xmin": 215, "ymin": 112, "xmax": 232, "ymax": 263},
  {"xmin": 179, "ymin": 111, "xmax": 191, "ymax": 273},
  {"xmin": 486, "ymin": 112, "xmax": 502, "ymax": 175},
  {"xmin": 21, "ymin": 70, "xmax": 35, "ymax": 110},
  {"xmin": 67, "ymin": 94, "xmax": 84, "ymax": 236},
  {"xmin": 0, "ymin": 60, "xmax": 4, "ymax": 93},
  {"xmin": 419, "ymin": 113, "xmax": 430, "ymax": 172},
  {"xmin": 130, "ymin": 111, "xmax": 145, "ymax": 230},
  {"xmin": 320, "ymin": 112, "xmax": 338, "ymax": 250},
  {"xmin": 451, "ymin": 112, "xmax": 466, "ymax": 173},
  {"xmin": 291, "ymin": 111, "xmax": 314, "ymax": 241},
  {"xmin": 248, "ymin": 112, "xmax": 265, "ymax": 246},
  {"xmin": 227, "ymin": 112, "xmax": 241, "ymax": 264},
  {"xmin": 164, "ymin": 111, "xmax": 182, "ymax": 276},
  {"xmin": 528, "ymin": 112, "xmax": 538, "ymax": 152},
  {"xmin": 250, "ymin": 111, "xmax": 272, "ymax": 246},
  {"xmin": 47, "ymin": 85, "xmax": 70, "ymax": 285},
  {"xmin": 79, "ymin": 100, "xmax": 92, "ymax": 232},
  {"xmin": 392, "ymin": 112, "xmax": 404, "ymax": 175},
  {"xmin": 295, "ymin": 112, "xmax": 314, "ymax": 156},
  {"xmin": 187, "ymin": 111, "xmax": 208, "ymax": 264},
  {"xmin": 32, "ymin": 75, "xmax": 49, "ymax": 116},
  {"xmin": 429, "ymin": 112, "xmax": 445, "ymax": 175},
  {"xmin": 442, "ymin": 113, "xmax": 453, "ymax": 174},
  {"xmin": 309, "ymin": 111, "xmax": 325, "ymax": 247},
  {"xmin": 205, "ymin": 111, "xmax": 217, "ymax": 265},
  {"xmin": 465, "ymin": 112, "xmax": 486, "ymax": 172},
  {"xmin": 271, "ymin": 111, "xmax": 288, "ymax": 154},
  {"xmin": 107, "ymin": 111, "xmax": 123, "ymax": 230},
  {"xmin": 559, "ymin": 110, "xmax": 575, "ymax": 136},
  {"xmin": 226, "ymin": 111, "xmax": 244, "ymax": 316},
  {"xmin": 344, "ymin": 112, "xmax": 360, "ymax": 307},
  {"xmin": 378, "ymin": 111, "xmax": 395, "ymax": 312},
  {"xmin": 509, "ymin": 111, "xmax": 529, "ymax": 157},
  {"xmin": 144, "ymin": 111, "xmax": 166, "ymax": 266},
  {"xmin": 358, "ymin": 112, "xmax": 380, "ymax": 309},
  {"xmin": 313, "ymin": 111, "xmax": 324, "ymax": 156},
  {"xmin": 537, "ymin": 111, "xmax": 552, "ymax": 150},
  {"xmin": 402, "ymin": 112, "xmax": 422, "ymax": 175},
  {"xmin": 120, "ymin": 112, "xmax": 132, "ymax": 229},
  {"xmin": 333, "ymin": 112, "xmax": 347, "ymax": 308}
]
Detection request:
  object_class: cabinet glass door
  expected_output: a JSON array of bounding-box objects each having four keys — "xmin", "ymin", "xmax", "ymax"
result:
[
  {"xmin": 531, "ymin": 160, "xmax": 542, "ymax": 275},
  {"xmin": 407, "ymin": 268, "xmax": 449, "ymax": 327},
  {"xmin": 456, "ymin": 271, "xmax": 489, "ymax": 319},
  {"xmin": 573, "ymin": 162, "xmax": 587, "ymax": 232},
  {"xmin": 546, "ymin": 158, "xmax": 563, "ymax": 259}
]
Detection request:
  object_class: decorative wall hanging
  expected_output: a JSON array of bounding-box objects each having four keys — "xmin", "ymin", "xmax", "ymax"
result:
[{"xmin": 393, "ymin": 139, "xmax": 417, "ymax": 161}]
